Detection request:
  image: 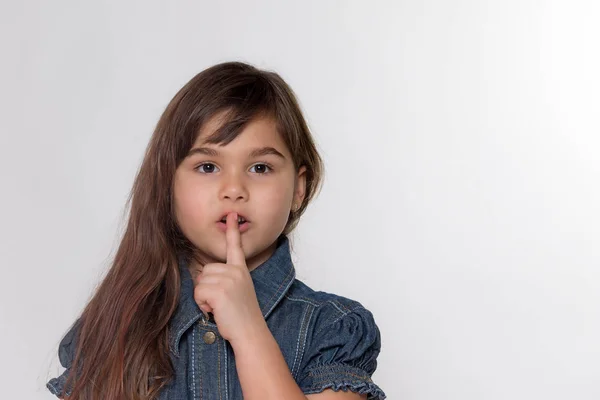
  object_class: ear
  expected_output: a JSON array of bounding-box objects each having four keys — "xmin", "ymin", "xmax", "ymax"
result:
[{"xmin": 293, "ymin": 165, "xmax": 307, "ymax": 209}]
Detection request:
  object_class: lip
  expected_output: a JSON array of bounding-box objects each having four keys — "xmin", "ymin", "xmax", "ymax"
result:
[
  {"xmin": 216, "ymin": 220, "xmax": 250, "ymax": 233},
  {"xmin": 217, "ymin": 212, "xmax": 249, "ymax": 223}
]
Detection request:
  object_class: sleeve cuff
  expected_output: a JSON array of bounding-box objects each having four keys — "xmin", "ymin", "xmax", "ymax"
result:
[
  {"xmin": 46, "ymin": 368, "xmax": 73, "ymax": 398},
  {"xmin": 299, "ymin": 364, "xmax": 386, "ymax": 400}
]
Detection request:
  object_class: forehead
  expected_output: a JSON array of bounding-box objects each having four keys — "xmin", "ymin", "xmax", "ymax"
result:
[{"xmin": 193, "ymin": 113, "xmax": 287, "ymax": 151}]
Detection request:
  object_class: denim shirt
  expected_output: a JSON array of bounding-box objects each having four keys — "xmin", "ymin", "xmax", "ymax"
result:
[{"xmin": 47, "ymin": 235, "xmax": 386, "ymax": 399}]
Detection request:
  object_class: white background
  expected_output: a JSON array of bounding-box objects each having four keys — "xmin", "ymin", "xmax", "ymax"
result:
[{"xmin": 1, "ymin": 1, "xmax": 599, "ymax": 399}]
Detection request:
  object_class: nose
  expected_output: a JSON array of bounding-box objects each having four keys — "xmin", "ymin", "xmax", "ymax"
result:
[{"xmin": 219, "ymin": 170, "xmax": 248, "ymax": 202}]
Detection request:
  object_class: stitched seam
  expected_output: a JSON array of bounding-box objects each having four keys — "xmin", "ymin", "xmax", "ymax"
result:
[
  {"xmin": 224, "ymin": 341, "xmax": 228, "ymax": 400},
  {"xmin": 199, "ymin": 336, "xmax": 203, "ymax": 400},
  {"xmin": 192, "ymin": 328, "xmax": 196, "ymax": 400},
  {"xmin": 328, "ymin": 305, "xmax": 369, "ymax": 326},
  {"xmin": 291, "ymin": 304, "xmax": 314, "ymax": 378},
  {"xmin": 328, "ymin": 300, "xmax": 348, "ymax": 315},
  {"xmin": 283, "ymin": 294, "xmax": 320, "ymax": 307},
  {"xmin": 327, "ymin": 309, "xmax": 351, "ymax": 327},
  {"xmin": 218, "ymin": 337, "xmax": 222, "ymax": 400},
  {"xmin": 263, "ymin": 267, "xmax": 294, "ymax": 315},
  {"xmin": 174, "ymin": 315, "xmax": 201, "ymax": 356},
  {"xmin": 291, "ymin": 305, "xmax": 309, "ymax": 376},
  {"xmin": 311, "ymin": 305, "xmax": 368, "ymax": 339}
]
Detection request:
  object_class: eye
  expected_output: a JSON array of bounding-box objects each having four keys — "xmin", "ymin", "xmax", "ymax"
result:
[
  {"xmin": 249, "ymin": 163, "xmax": 273, "ymax": 174},
  {"xmin": 196, "ymin": 163, "xmax": 220, "ymax": 174}
]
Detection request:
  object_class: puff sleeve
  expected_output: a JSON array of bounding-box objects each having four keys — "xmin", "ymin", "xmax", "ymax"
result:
[
  {"xmin": 46, "ymin": 319, "xmax": 80, "ymax": 398},
  {"xmin": 297, "ymin": 306, "xmax": 386, "ymax": 399}
]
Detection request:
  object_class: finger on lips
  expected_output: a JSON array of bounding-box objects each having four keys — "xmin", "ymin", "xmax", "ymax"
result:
[
  {"xmin": 196, "ymin": 212, "xmax": 246, "ymax": 321},
  {"xmin": 226, "ymin": 212, "xmax": 246, "ymax": 266}
]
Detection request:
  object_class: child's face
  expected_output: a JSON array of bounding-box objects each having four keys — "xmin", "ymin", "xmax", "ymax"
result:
[{"xmin": 173, "ymin": 114, "xmax": 306, "ymax": 270}]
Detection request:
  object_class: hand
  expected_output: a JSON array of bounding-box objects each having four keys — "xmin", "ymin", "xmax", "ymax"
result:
[{"xmin": 192, "ymin": 212, "xmax": 266, "ymax": 344}]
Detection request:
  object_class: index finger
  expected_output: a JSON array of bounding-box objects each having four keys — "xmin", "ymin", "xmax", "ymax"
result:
[{"xmin": 226, "ymin": 212, "xmax": 246, "ymax": 266}]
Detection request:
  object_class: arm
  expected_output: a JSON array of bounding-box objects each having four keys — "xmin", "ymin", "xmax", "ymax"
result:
[
  {"xmin": 307, "ymin": 391, "xmax": 367, "ymax": 400},
  {"xmin": 231, "ymin": 321, "xmax": 366, "ymax": 400}
]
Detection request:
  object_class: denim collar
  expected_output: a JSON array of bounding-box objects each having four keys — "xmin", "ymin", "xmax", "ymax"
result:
[{"xmin": 169, "ymin": 234, "xmax": 295, "ymax": 356}]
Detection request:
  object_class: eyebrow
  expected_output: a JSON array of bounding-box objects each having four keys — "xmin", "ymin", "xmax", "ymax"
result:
[{"xmin": 187, "ymin": 146, "xmax": 287, "ymax": 160}]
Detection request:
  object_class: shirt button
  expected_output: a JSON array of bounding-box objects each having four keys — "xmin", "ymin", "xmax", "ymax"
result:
[{"xmin": 203, "ymin": 331, "xmax": 216, "ymax": 344}]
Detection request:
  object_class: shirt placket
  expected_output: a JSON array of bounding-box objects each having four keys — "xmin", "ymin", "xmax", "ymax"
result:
[{"xmin": 193, "ymin": 313, "xmax": 229, "ymax": 400}]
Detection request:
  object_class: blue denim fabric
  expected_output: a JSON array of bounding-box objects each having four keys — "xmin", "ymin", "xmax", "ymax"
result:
[{"xmin": 47, "ymin": 235, "xmax": 386, "ymax": 399}]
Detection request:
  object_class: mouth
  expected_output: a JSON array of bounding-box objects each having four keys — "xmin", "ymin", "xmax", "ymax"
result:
[
  {"xmin": 216, "ymin": 213, "xmax": 250, "ymax": 233},
  {"xmin": 218, "ymin": 214, "xmax": 248, "ymax": 224}
]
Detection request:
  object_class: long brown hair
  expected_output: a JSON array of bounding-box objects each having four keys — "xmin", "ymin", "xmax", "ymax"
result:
[{"xmin": 58, "ymin": 61, "xmax": 324, "ymax": 399}]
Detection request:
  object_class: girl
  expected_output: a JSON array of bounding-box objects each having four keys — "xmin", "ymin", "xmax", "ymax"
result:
[{"xmin": 46, "ymin": 61, "xmax": 386, "ymax": 400}]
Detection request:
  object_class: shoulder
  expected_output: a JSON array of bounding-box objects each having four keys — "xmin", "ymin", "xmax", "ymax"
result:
[
  {"xmin": 284, "ymin": 278, "xmax": 381, "ymax": 354},
  {"xmin": 285, "ymin": 278, "xmax": 375, "ymax": 320},
  {"xmin": 286, "ymin": 279, "xmax": 386, "ymax": 399}
]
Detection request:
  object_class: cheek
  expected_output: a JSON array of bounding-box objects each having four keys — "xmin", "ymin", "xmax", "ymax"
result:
[
  {"xmin": 173, "ymin": 179, "xmax": 210, "ymax": 227},
  {"xmin": 257, "ymin": 183, "xmax": 294, "ymax": 217},
  {"xmin": 178, "ymin": 195, "xmax": 207, "ymax": 219}
]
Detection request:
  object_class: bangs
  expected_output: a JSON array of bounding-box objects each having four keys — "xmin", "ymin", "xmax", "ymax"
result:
[
  {"xmin": 200, "ymin": 76, "xmax": 280, "ymax": 147},
  {"xmin": 172, "ymin": 62, "xmax": 307, "ymax": 172}
]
